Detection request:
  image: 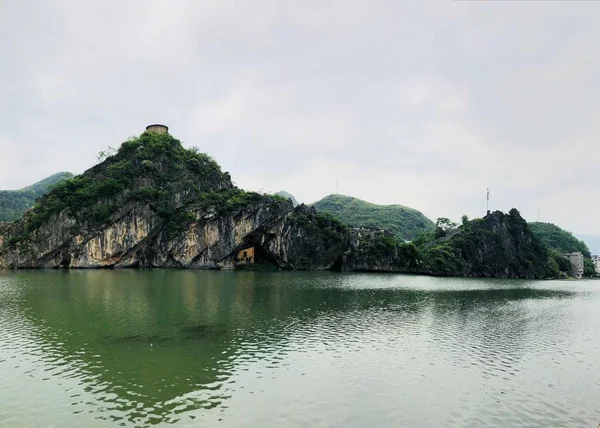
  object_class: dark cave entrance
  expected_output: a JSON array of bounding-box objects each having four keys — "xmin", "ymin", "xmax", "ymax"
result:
[
  {"xmin": 329, "ymin": 256, "xmax": 343, "ymax": 272},
  {"xmin": 233, "ymin": 232, "xmax": 283, "ymax": 271}
]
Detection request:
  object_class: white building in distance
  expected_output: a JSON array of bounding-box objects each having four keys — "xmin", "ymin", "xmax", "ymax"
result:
[{"xmin": 564, "ymin": 252, "xmax": 584, "ymax": 279}]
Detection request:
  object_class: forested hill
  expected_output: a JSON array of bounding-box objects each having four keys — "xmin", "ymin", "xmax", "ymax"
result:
[
  {"xmin": 0, "ymin": 172, "xmax": 74, "ymax": 222},
  {"xmin": 0, "ymin": 131, "xmax": 418, "ymax": 272},
  {"xmin": 414, "ymin": 210, "xmax": 555, "ymax": 279},
  {"xmin": 0, "ymin": 129, "xmax": 573, "ymax": 279},
  {"xmin": 529, "ymin": 222, "xmax": 591, "ymax": 257},
  {"xmin": 312, "ymin": 194, "xmax": 434, "ymax": 241}
]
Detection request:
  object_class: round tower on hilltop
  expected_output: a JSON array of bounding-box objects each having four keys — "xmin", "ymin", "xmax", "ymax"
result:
[{"xmin": 146, "ymin": 124, "xmax": 169, "ymax": 134}]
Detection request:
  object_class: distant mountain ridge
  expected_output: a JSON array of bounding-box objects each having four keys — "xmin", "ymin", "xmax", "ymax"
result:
[
  {"xmin": 275, "ymin": 191, "xmax": 298, "ymax": 207},
  {"xmin": 312, "ymin": 194, "xmax": 434, "ymax": 241},
  {"xmin": 0, "ymin": 172, "xmax": 74, "ymax": 222}
]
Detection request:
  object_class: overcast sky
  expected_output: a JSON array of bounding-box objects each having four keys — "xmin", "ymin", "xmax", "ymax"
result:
[{"xmin": 1, "ymin": 0, "xmax": 599, "ymax": 234}]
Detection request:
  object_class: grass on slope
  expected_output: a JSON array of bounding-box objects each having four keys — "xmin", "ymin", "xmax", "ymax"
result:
[
  {"xmin": 312, "ymin": 194, "xmax": 434, "ymax": 241},
  {"xmin": 0, "ymin": 172, "xmax": 74, "ymax": 222},
  {"xmin": 19, "ymin": 132, "xmax": 230, "ymax": 234}
]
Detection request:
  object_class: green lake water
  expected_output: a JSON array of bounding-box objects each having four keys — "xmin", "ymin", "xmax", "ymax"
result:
[{"xmin": 0, "ymin": 270, "xmax": 598, "ymax": 427}]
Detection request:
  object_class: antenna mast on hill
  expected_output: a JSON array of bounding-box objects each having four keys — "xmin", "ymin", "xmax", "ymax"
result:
[
  {"xmin": 336, "ymin": 178, "xmax": 340, "ymax": 195},
  {"xmin": 537, "ymin": 207, "xmax": 541, "ymax": 222},
  {"xmin": 486, "ymin": 187, "xmax": 491, "ymax": 214}
]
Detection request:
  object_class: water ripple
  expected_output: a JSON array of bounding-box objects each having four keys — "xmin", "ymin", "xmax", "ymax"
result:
[{"xmin": 0, "ymin": 272, "xmax": 599, "ymax": 427}]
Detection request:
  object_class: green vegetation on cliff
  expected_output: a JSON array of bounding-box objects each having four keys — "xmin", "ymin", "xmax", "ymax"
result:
[
  {"xmin": 2, "ymin": 131, "xmax": 400, "ymax": 272},
  {"xmin": 312, "ymin": 194, "xmax": 434, "ymax": 241},
  {"xmin": 0, "ymin": 131, "xmax": 566, "ymax": 278},
  {"xmin": 0, "ymin": 172, "xmax": 74, "ymax": 222},
  {"xmin": 414, "ymin": 210, "xmax": 555, "ymax": 279},
  {"xmin": 528, "ymin": 222, "xmax": 597, "ymax": 276},
  {"xmin": 10, "ymin": 132, "xmax": 254, "ymax": 244}
]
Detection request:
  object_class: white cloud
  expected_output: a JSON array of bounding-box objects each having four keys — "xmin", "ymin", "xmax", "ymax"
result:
[{"xmin": 0, "ymin": 0, "xmax": 599, "ymax": 234}]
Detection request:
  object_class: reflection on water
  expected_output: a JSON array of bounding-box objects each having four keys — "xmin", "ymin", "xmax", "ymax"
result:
[{"xmin": 0, "ymin": 270, "xmax": 598, "ymax": 427}]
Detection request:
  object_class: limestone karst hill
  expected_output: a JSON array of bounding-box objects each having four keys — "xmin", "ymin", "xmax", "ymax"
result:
[
  {"xmin": 0, "ymin": 130, "xmax": 415, "ymax": 271},
  {"xmin": 0, "ymin": 128, "xmax": 559, "ymax": 278}
]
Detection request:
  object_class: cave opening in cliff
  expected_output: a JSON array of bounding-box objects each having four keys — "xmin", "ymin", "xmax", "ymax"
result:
[
  {"xmin": 233, "ymin": 240, "xmax": 282, "ymax": 271},
  {"xmin": 253, "ymin": 245, "xmax": 282, "ymax": 270},
  {"xmin": 329, "ymin": 256, "xmax": 343, "ymax": 272}
]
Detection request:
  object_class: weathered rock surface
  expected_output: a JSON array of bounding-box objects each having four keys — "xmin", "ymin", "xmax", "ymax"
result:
[
  {"xmin": 0, "ymin": 199, "xmax": 414, "ymax": 271},
  {"xmin": 0, "ymin": 132, "xmax": 557, "ymax": 278},
  {"xmin": 418, "ymin": 209, "xmax": 555, "ymax": 279},
  {"xmin": 0, "ymin": 132, "xmax": 413, "ymax": 272}
]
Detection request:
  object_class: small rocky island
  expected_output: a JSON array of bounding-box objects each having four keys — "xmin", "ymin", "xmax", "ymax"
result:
[{"xmin": 0, "ymin": 126, "xmax": 561, "ymax": 278}]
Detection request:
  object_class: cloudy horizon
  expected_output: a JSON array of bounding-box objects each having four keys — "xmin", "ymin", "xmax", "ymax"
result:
[{"xmin": 1, "ymin": 1, "xmax": 599, "ymax": 234}]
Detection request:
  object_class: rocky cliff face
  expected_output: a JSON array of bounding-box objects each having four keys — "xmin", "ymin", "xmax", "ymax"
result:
[
  {"xmin": 0, "ymin": 199, "xmax": 413, "ymax": 272},
  {"xmin": 419, "ymin": 209, "xmax": 555, "ymax": 279},
  {"xmin": 0, "ymin": 132, "xmax": 556, "ymax": 277},
  {"xmin": 0, "ymin": 132, "xmax": 413, "ymax": 272}
]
